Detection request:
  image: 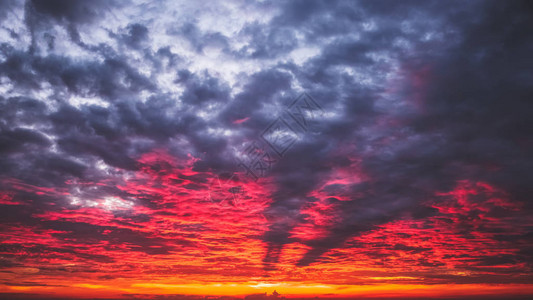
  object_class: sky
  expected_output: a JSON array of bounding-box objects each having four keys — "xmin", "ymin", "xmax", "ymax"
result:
[{"xmin": 0, "ymin": 0, "xmax": 532, "ymax": 299}]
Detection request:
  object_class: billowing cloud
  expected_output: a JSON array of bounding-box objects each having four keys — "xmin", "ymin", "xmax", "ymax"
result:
[{"xmin": 0, "ymin": 0, "xmax": 532, "ymax": 299}]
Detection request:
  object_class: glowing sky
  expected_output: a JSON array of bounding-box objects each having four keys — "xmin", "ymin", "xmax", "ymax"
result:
[{"xmin": 0, "ymin": 0, "xmax": 532, "ymax": 299}]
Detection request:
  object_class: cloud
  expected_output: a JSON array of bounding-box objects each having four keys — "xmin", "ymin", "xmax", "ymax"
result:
[{"xmin": 0, "ymin": 0, "xmax": 531, "ymax": 294}]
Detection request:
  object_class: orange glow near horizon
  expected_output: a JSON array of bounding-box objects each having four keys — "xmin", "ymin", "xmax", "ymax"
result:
[{"xmin": 2, "ymin": 282, "xmax": 533, "ymax": 299}]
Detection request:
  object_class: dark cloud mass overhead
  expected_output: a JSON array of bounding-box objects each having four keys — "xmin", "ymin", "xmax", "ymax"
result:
[{"xmin": 0, "ymin": 0, "xmax": 532, "ymax": 298}]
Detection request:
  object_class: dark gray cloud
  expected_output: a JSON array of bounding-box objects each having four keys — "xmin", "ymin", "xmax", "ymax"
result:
[
  {"xmin": 0, "ymin": 0, "xmax": 531, "ymax": 286},
  {"xmin": 251, "ymin": 0, "xmax": 533, "ymax": 268},
  {"xmin": 23, "ymin": 0, "xmax": 122, "ymax": 52},
  {"xmin": 167, "ymin": 20, "xmax": 230, "ymax": 54}
]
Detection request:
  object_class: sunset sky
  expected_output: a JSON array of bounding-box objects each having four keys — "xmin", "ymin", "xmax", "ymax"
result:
[{"xmin": 0, "ymin": 0, "xmax": 532, "ymax": 299}]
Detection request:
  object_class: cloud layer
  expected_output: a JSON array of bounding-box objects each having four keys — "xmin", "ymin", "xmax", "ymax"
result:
[{"xmin": 0, "ymin": 0, "xmax": 532, "ymax": 297}]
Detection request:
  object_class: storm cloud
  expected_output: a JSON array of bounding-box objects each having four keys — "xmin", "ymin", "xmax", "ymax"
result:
[{"xmin": 0, "ymin": 0, "xmax": 532, "ymax": 297}]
